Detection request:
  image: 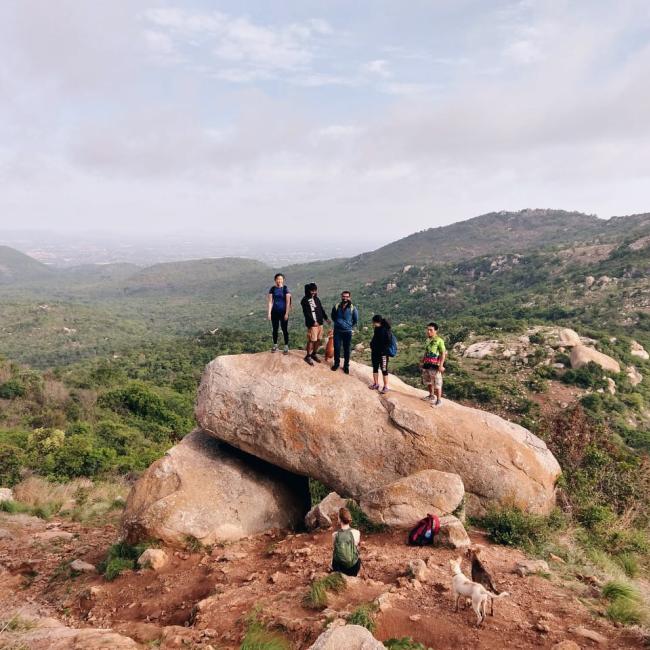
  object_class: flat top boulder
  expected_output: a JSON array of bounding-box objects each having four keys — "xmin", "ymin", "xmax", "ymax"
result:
[{"xmin": 196, "ymin": 352, "xmax": 561, "ymax": 516}]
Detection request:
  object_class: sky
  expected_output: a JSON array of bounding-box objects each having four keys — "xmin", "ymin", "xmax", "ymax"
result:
[{"xmin": 1, "ymin": 0, "xmax": 649, "ymax": 245}]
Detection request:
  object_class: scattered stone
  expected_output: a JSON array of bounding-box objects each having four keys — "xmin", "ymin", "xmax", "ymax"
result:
[
  {"xmin": 438, "ymin": 515, "xmax": 471, "ymax": 549},
  {"xmin": 535, "ymin": 621, "xmax": 551, "ymax": 633},
  {"xmin": 548, "ymin": 554, "xmax": 565, "ymax": 564},
  {"xmin": 137, "ymin": 548, "xmax": 168, "ymax": 571},
  {"xmin": 70, "ymin": 559, "xmax": 97, "ymax": 573},
  {"xmin": 375, "ymin": 592, "xmax": 392, "ymax": 612},
  {"xmin": 269, "ymin": 571, "xmax": 283, "ymax": 584},
  {"xmin": 33, "ymin": 530, "xmax": 74, "ymax": 542},
  {"xmin": 0, "ymin": 487, "xmax": 14, "ymax": 502},
  {"xmin": 552, "ymin": 642, "xmax": 580, "ymax": 650},
  {"xmin": 406, "ymin": 559, "xmax": 429, "ymax": 582},
  {"xmin": 408, "ymin": 614, "xmax": 421, "ymax": 622},
  {"xmin": 631, "ymin": 340, "xmax": 649, "ymax": 360},
  {"xmin": 606, "ymin": 377, "xmax": 616, "ymax": 395},
  {"xmin": 570, "ymin": 345, "xmax": 620, "ymax": 374},
  {"xmin": 305, "ymin": 492, "xmax": 348, "ymax": 530},
  {"xmin": 626, "ymin": 365, "xmax": 643, "ymax": 387},
  {"xmin": 572, "ymin": 626, "xmax": 607, "ymax": 644},
  {"xmin": 514, "ymin": 559, "xmax": 550, "ymax": 577},
  {"xmin": 359, "ymin": 469, "xmax": 464, "ymax": 528},
  {"xmin": 584, "ymin": 276, "xmax": 595, "ymax": 288},
  {"xmin": 308, "ymin": 623, "xmax": 386, "ymax": 649}
]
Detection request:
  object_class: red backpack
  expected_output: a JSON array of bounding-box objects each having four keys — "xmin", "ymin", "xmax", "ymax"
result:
[{"xmin": 407, "ymin": 513, "xmax": 440, "ymax": 546}]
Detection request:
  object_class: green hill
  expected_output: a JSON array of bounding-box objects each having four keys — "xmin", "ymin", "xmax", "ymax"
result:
[{"xmin": 0, "ymin": 246, "xmax": 53, "ymax": 284}]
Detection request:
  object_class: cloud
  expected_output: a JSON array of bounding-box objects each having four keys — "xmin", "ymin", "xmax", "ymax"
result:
[{"xmin": 362, "ymin": 59, "xmax": 390, "ymax": 77}]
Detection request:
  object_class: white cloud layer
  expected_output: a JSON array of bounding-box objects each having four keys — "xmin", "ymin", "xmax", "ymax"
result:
[{"xmin": 0, "ymin": 0, "xmax": 649, "ymax": 242}]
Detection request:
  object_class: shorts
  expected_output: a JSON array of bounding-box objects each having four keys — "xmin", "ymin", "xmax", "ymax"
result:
[
  {"xmin": 421, "ymin": 367, "xmax": 443, "ymax": 390},
  {"xmin": 307, "ymin": 325, "xmax": 323, "ymax": 343}
]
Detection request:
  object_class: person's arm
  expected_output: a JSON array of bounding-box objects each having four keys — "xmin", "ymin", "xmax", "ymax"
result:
[
  {"xmin": 320, "ymin": 298, "xmax": 330, "ymax": 324},
  {"xmin": 439, "ymin": 343, "xmax": 447, "ymax": 372},
  {"xmin": 301, "ymin": 297, "xmax": 311, "ymax": 325},
  {"xmin": 267, "ymin": 292, "xmax": 273, "ymax": 320},
  {"xmin": 352, "ymin": 307, "xmax": 359, "ymax": 328},
  {"xmin": 331, "ymin": 305, "xmax": 337, "ymax": 322},
  {"xmin": 285, "ymin": 292, "xmax": 291, "ymax": 320}
]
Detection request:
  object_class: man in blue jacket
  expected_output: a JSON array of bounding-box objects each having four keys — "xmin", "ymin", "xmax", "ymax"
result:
[{"xmin": 330, "ymin": 290, "xmax": 358, "ymax": 374}]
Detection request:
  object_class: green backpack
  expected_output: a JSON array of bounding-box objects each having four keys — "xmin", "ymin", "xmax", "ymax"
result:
[{"xmin": 333, "ymin": 529, "xmax": 359, "ymax": 569}]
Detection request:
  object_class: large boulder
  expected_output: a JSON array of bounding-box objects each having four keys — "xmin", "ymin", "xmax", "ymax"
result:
[
  {"xmin": 305, "ymin": 491, "xmax": 349, "ymax": 530},
  {"xmin": 196, "ymin": 353, "xmax": 561, "ymax": 516},
  {"xmin": 308, "ymin": 624, "xmax": 385, "ymax": 650},
  {"xmin": 122, "ymin": 430, "xmax": 309, "ymax": 546},
  {"xmin": 631, "ymin": 340, "xmax": 649, "ymax": 360},
  {"xmin": 359, "ymin": 469, "xmax": 464, "ymax": 527},
  {"xmin": 570, "ymin": 345, "xmax": 620, "ymax": 374},
  {"xmin": 463, "ymin": 340, "xmax": 501, "ymax": 359},
  {"xmin": 556, "ymin": 328, "xmax": 581, "ymax": 348}
]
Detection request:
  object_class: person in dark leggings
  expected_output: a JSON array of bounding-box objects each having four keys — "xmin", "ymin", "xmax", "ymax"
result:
[
  {"xmin": 369, "ymin": 314, "xmax": 391, "ymax": 394},
  {"xmin": 267, "ymin": 273, "xmax": 291, "ymax": 354}
]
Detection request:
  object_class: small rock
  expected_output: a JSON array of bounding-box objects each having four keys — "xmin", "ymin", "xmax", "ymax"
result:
[
  {"xmin": 70, "ymin": 559, "xmax": 97, "ymax": 573},
  {"xmin": 0, "ymin": 488, "xmax": 14, "ymax": 502},
  {"xmin": 406, "ymin": 559, "xmax": 429, "ymax": 582},
  {"xmin": 33, "ymin": 530, "xmax": 74, "ymax": 542},
  {"xmin": 514, "ymin": 559, "xmax": 549, "ymax": 577},
  {"xmin": 552, "ymin": 642, "xmax": 580, "ymax": 650},
  {"xmin": 549, "ymin": 554, "xmax": 565, "ymax": 564},
  {"xmin": 535, "ymin": 621, "xmax": 550, "ymax": 633},
  {"xmin": 269, "ymin": 571, "xmax": 283, "ymax": 584},
  {"xmin": 295, "ymin": 546, "xmax": 312, "ymax": 556},
  {"xmin": 438, "ymin": 515, "xmax": 471, "ymax": 549},
  {"xmin": 409, "ymin": 614, "xmax": 421, "ymax": 622},
  {"xmin": 137, "ymin": 549, "xmax": 168, "ymax": 571},
  {"xmin": 572, "ymin": 626, "xmax": 607, "ymax": 644}
]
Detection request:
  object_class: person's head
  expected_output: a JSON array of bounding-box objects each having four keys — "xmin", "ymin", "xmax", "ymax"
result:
[
  {"xmin": 426, "ymin": 322, "xmax": 439, "ymax": 338},
  {"xmin": 372, "ymin": 314, "xmax": 390, "ymax": 329},
  {"xmin": 305, "ymin": 282, "xmax": 318, "ymax": 297},
  {"xmin": 274, "ymin": 273, "xmax": 285, "ymax": 287},
  {"xmin": 341, "ymin": 290, "xmax": 351, "ymax": 303},
  {"xmin": 339, "ymin": 507, "xmax": 353, "ymax": 526}
]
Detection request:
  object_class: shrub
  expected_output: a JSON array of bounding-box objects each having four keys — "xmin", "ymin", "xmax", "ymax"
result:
[
  {"xmin": 346, "ymin": 602, "xmax": 379, "ymax": 632},
  {"xmin": 0, "ymin": 379, "xmax": 26, "ymax": 399},
  {"xmin": 240, "ymin": 609, "xmax": 291, "ymax": 650},
  {"xmin": 98, "ymin": 541, "xmax": 149, "ymax": 581},
  {"xmin": 602, "ymin": 580, "xmax": 645, "ymax": 625},
  {"xmin": 0, "ymin": 443, "xmax": 25, "ymax": 486},
  {"xmin": 309, "ymin": 479, "xmax": 329, "ymax": 505},
  {"xmin": 562, "ymin": 362, "xmax": 607, "ymax": 389},
  {"xmin": 346, "ymin": 500, "xmax": 387, "ymax": 534},
  {"xmin": 474, "ymin": 506, "xmax": 552, "ymax": 551},
  {"xmin": 385, "ymin": 639, "xmax": 427, "ymax": 650}
]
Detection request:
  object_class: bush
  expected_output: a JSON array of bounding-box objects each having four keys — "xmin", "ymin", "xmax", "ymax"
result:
[
  {"xmin": 0, "ymin": 443, "xmax": 25, "ymax": 486},
  {"xmin": 474, "ymin": 506, "xmax": 553, "ymax": 551},
  {"xmin": 385, "ymin": 639, "xmax": 427, "ymax": 650},
  {"xmin": 562, "ymin": 362, "xmax": 607, "ymax": 389},
  {"xmin": 601, "ymin": 580, "xmax": 645, "ymax": 626},
  {"xmin": 347, "ymin": 500, "xmax": 387, "ymax": 534},
  {"xmin": 0, "ymin": 379, "xmax": 26, "ymax": 399},
  {"xmin": 98, "ymin": 541, "xmax": 149, "ymax": 581},
  {"xmin": 240, "ymin": 609, "xmax": 291, "ymax": 650}
]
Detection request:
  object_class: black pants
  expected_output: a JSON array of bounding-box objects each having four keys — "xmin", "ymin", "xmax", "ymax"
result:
[
  {"xmin": 332, "ymin": 558, "xmax": 361, "ymax": 576},
  {"xmin": 271, "ymin": 311, "xmax": 289, "ymax": 345},
  {"xmin": 371, "ymin": 352, "xmax": 389, "ymax": 376},
  {"xmin": 333, "ymin": 330, "xmax": 352, "ymax": 368}
]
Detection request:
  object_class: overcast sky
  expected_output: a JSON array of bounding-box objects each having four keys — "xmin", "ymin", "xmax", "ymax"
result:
[{"xmin": 1, "ymin": 0, "xmax": 649, "ymax": 244}]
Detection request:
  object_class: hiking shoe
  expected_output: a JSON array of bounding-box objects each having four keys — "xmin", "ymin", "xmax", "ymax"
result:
[
  {"xmin": 311, "ymin": 354, "xmax": 321, "ymax": 363},
  {"xmin": 304, "ymin": 355, "xmax": 314, "ymax": 366},
  {"xmin": 421, "ymin": 394, "xmax": 434, "ymax": 401},
  {"xmin": 283, "ymin": 345, "xmax": 289, "ymax": 355},
  {"xmin": 331, "ymin": 364, "xmax": 339, "ymax": 371},
  {"xmin": 343, "ymin": 366, "xmax": 350, "ymax": 374},
  {"xmin": 271, "ymin": 344, "xmax": 278, "ymax": 353},
  {"xmin": 380, "ymin": 386, "xmax": 389, "ymax": 394},
  {"xmin": 368, "ymin": 383, "xmax": 379, "ymax": 390},
  {"xmin": 433, "ymin": 399, "xmax": 443, "ymax": 407}
]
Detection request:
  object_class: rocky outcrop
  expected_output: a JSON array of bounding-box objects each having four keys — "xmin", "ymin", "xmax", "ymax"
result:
[
  {"xmin": 0, "ymin": 488, "xmax": 13, "ymax": 502},
  {"xmin": 555, "ymin": 328, "xmax": 581, "ymax": 348},
  {"xmin": 463, "ymin": 340, "xmax": 501, "ymax": 359},
  {"xmin": 438, "ymin": 515, "xmax": 471, "ymax": 548},
  {"xmin": 570, "ymin": 345, "xmax": 620, "ymax": 373},
  {"xmin": 308, "ymin": 624, "xmax": 385, "ymax": 650},
  {"xmin": 359, "ymin": 469, "xmax": 464, "ymax": 527},
  {"xmin": 631, "ymin": 340, "xmax": 649, "ymax": 360},
  {"xmin": 305, "ymin": 492, "xmax": 349, "ymax": 530},
  {"xmin": 627, "ymin": 365, "xmax": 643, "ymax": 387},
  {"xmin": 196, "ymin": 353, "xmax": 561, "ymax": 516},
  {"xmin": 122, "ymin": 429, "xmax": 309, "ymax": 546}
]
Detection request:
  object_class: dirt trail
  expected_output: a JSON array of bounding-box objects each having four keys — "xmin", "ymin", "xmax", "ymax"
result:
[{"xmin": 0, "ymin": 512, "xmax": 642, "ymax": 649}]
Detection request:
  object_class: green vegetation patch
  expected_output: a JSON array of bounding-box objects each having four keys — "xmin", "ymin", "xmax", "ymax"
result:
[
  {"xmin": 98, "ymin": 541, "xmax": 150, "ymax": 581},
  {"xmin": 346, "ymin": 602, "xmax": 379, "ymax": 632},
  {"xmin": 304, "ymin": 572, "xmax": 346, "ymax": 610}
]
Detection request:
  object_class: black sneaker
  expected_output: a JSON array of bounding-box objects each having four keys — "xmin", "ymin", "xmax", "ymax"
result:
[
  {"xmin": 311, "ymin": 354, "xmax": 321, "ymax": 363},
  {"xmin": 304, "ymin": 355, "xmax": 314, "ymax": 366},
  {"xmin": 331, "ymin": 364, "xmax": 339, "ymax": 371},
  {"xmin": 343, "ymin": 366, "xmax": 350, "ymax": 374}
]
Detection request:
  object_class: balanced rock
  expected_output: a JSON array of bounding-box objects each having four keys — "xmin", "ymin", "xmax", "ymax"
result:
[
  {"xmin": 305, "ymin": 492, "xmax": 348, "ymax": 530},
  {"xmin": 570, "ymin": 345, "xmax": 620, "ymax": 374},
  {"xmin": 308, "ymin": 623, "xmax": 385, "ymax": 650},
  {"xmin": 359, "ymin": 469, "xmax": 464, "ymax": 527},
  {"xmin": 196, "ymin": 353, "xmax": 560, "ymax": 516},
  {"xmin": 122, "ymin": 429, "xmax": 309, "ymax": 546}
]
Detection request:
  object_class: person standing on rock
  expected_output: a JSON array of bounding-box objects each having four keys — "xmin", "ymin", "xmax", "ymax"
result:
[
  {"xmin": 267, "ymin": 273, "xmax": 291, "ymax": 354},
  {"xmin": 421, "ymin": 321, "xmax": 446, "ymax": 406},
  {"xmin": 331, "ymin": 507, "xmax": 361, "ymax": 576},
  {"xmin": 300, "ymin": 283, "xmax": 330, "ymax": 365},
  {"xmin": 331, "ymin": 290, "xmax": 358, "ymax": 374},
  {"xmin": 369, "ymin": 314, "xmax": 391, "ymax": 394}
]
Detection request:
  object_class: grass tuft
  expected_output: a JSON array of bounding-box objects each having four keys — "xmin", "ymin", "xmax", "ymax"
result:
[
  {"xmin": 385, "ymin": 638, "xmax": 428, "ymax": 650},
  {"xmin": 601, "ymin": 580, "xmax": 646, "ymax": 626},
  {"xmin": 346, "ymin": 602, "xmax": 379, "ymax": 632},
  {"xmin": 304, "ymin": 572, "xmax": 346, "ymax": 610},
  {"xmin": 98, "ymin": 541, "xmax": 149, "ymax": 581},
  {"xmin": 240, "ymin": 608, "xmax": 291, "ymax": 650}
]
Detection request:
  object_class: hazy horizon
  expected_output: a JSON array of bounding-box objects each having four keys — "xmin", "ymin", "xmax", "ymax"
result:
[{"xmin": 1, "ymin": 1, "xmax": 649, "ymax": 241}]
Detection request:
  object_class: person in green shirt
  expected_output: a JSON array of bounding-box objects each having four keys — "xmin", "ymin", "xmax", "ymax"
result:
[{"xmin": 420, "ymin": 322, "xmax": 446, "ymax": 407}]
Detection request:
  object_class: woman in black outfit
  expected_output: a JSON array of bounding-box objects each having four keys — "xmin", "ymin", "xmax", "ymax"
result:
[{"xmin": 369, "ymin": 314, "xmax": 391, "ymax": 394}]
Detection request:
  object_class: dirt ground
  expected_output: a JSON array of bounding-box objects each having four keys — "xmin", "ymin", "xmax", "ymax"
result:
[{"xmin": 0, "ymin": 511, "xmax": 644, "ymax": 649}]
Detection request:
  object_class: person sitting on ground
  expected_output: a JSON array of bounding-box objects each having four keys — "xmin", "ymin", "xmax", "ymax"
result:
[
  {"xmin": 330, "ymin": 290, "xmax": 358, "ymax": 374},
  {"xmin": 267, "ymin": 273, "xmax": 291, "ymax": 354},
  {"xmin": 369, "ymin": 314, "xmax": 391, "ymax": 394},
  {"xmin": 331, "ymin": 507, "xmax": 361, "ymax": 576},
  {"xmin": 421, "ymin": 321, "xmax": 446, "ymax": 407},
  {"xmin": 300, "ymin": 283, "xmax": 330, "ymax": 366}
]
